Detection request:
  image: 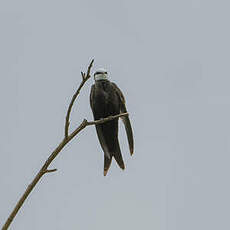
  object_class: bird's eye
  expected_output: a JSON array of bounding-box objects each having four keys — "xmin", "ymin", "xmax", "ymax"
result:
[{"xmin": 94, "ymin": 71, "xmax": 107, "ymax": 75}]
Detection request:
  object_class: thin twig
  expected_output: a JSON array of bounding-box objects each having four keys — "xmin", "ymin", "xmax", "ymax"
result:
[
  {"xmin": 43, "ymin": 169, "xmax": 57, "ymax": 174},
  {"xmin": 64, "ymin": 59, "xmax": 94, "ymax": 139},
  {"xmin": 67, "ymin": 112, "xmax": 129, "ymax": 142},
  {"xmin": 86, "ymin": 112, "xmax": 128, "ymax": 126}
]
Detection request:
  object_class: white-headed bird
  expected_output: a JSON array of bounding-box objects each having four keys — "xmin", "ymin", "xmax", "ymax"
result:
[{"xmin": 90, "ymin": 68, "xmax": 134, "ymax": 176}]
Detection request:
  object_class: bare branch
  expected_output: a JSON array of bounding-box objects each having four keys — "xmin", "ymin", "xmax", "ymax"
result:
[
  {"xmin": 64, "ymin": 59, "xmax": 94, "ymax": 139},
  {"xmin": 86, "ymin": 113, "xmax": 128, "ymax": 126},
  {"xmin": 43, "ymin": 169, "xmax": 57, "ymax": 174},
  {"xmin": 2, "ymin": 110, "xmax": 128, "ymax": 230},
  {"xmin": 81, "ymin": 71, "xmax": 85, "ymax": 80},
  {"xmin": 2, "ymin": 60, "xmax": 94, "ymax": 230},
  {"xmin": 67, "ymin": 113, "xmax": 129, "ymax": 142},
  {"xmin": 2, "ymin": 58, "xmax": 130, "ymax": 230}
]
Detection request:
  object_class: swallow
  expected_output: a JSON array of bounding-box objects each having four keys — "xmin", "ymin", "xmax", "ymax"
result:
[{"xmin": 90, "ymin": 68, "xmax": 134, "ymax": 176}]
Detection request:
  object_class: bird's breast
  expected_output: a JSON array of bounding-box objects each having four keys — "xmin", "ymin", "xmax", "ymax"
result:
[{"xmin": 93, "ymin": 84, "xmax": 120, "ymax": 118}]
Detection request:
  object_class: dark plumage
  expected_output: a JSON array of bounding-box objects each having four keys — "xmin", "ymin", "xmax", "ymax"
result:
[{"xmin": 90, "ymin": 70, "xmax": 134, "ymax": 176}]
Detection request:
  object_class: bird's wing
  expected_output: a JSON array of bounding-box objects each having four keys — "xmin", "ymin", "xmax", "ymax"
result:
[
  {"xmin": 111, "ymin": 83, "xmax": 134, "ymax": 155},
  {"xmin": 90, "ymin": 85, "xmax": 111, "ymax": 159},
  {"xmin": 90, "ymin": 84, "xmax": 95, "ymax": 110}
]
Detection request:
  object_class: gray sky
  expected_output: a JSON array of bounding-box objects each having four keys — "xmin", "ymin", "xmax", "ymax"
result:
[{"xmin": 1, "ymin": 0, "xmax": 230, "ymax": 229}]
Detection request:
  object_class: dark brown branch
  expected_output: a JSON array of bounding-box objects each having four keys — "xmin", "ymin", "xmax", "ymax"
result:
[
  {"xmin": 86, "ymin": 112, "xmax": 128, "ymax": 126},
  {"xmin": 67, "ymin": 112, "xmax": 129, "ymax": 142},
  {"xmin": 64, "ymin": 59, "xmax": 94, "ymax": 139},
  {"xmin": 43, "ymin": 169, "xmax": 57, "ymax": 174}
]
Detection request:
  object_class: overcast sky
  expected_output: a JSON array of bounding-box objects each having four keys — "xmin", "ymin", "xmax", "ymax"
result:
[{"xmin": 1, "ymin": 0, "xmax": 230, "ymax": 229}]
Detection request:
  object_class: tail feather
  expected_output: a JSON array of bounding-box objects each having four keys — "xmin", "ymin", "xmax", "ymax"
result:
[
  {"xmin": 113, "ymin": 140, "xmax": 125, "ymax": 170},
  {"xmin": 121, "ymin": 115, "xmax": 134, "ymax": 155},
  {"xmin": 104, "ymin": 155, "xmax": 112, "ymax": 176},
  {"xmin": 102, "ymin": 121, "xmax": 125, "ymax": 175},
  {"xmin": 103, "ymin": 143, "xmax": 125, "ymax": 176},
  {"xmin": 113, "ymin": 151, "xmax": 125, "ymax": 170}
]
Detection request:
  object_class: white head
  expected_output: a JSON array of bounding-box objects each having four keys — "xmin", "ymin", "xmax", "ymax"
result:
[{"xmin": 94, "ymin": 68, "xmax": 108, "ymax": 81}]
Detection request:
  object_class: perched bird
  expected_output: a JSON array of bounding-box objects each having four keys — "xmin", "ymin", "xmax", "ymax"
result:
[{"xmin": 90, "ymin": 68, "xmax": 134, "ymax": 176}]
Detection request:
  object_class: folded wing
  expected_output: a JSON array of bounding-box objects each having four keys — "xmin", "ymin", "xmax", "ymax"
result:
[{"xmin": 111, "ymin": 83, "xmax": 134, "ymax": 155}]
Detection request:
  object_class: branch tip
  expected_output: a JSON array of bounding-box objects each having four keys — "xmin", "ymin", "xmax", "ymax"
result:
[
  {"xmin": 44, "ymin": 169, "xmax": 57, "ymax": 174},
  {"xmin": 89, "ymin": 59, "xmax": 94, "ymax": 66},
  {"xmin": 86, "ymin": 59, "xmax": 94, "ymax": 77},
  {"xmin": 81, "ymin": 72, "xmax": 85, "ymax": 80}
]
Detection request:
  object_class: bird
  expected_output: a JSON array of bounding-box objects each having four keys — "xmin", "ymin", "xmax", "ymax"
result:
[{"xmin": 90, "ymin": 68, "xmax": 134, "ymax": 176}]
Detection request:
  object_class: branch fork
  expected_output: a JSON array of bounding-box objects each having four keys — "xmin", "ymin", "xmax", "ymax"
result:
[{"xmin": 64, "ymin": 59, "xmax": 94, "ymax": 139}]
